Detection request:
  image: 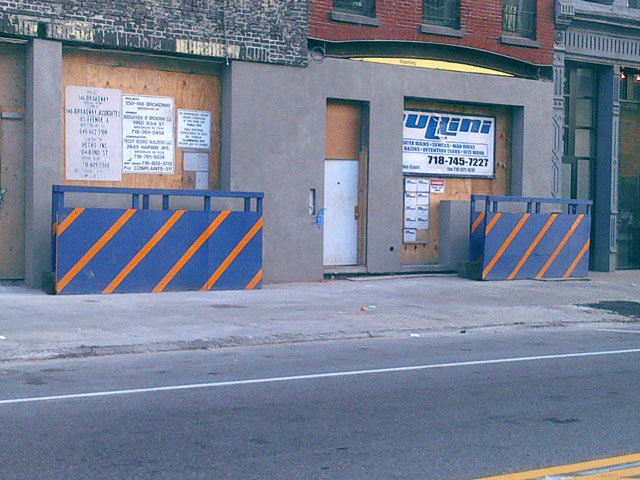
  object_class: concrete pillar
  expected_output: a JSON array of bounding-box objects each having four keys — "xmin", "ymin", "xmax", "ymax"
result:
[
  {"xmin": 24, "ymin": 39, "xmax": 62, "ymax": 288},
  {"xmin": 219, "ymin": 63, "xmax": 232, "ymax": 191}
]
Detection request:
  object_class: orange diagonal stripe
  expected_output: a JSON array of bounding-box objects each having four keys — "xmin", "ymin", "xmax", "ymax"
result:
[
  {"xmin": 245, "ymin": 268, "xmax": 263, "ymax": 290},
  {"xmin": 472, "ymin": 212, "xmax": 486, "ymax": 233},
  {"xmin": 56, "ymin": 208, "xmax": 85, "ymax": 236},
  {"xmin": 152, "ymin": 211, "xmax": 231, "ymax": 293},
  {"xmin": 202, "ymin": 217, "xmax": 263, "ymax": 291},
  {"xmin": 103, "ymin": 210, "xmax": 186, "ymax": 294},
  {"xmin": 485, "ymin": 213, "xmax": 502, "ymax": 235},
  {"xmin": 507, "ymin": 214, "xmax": 558, "ymax": 280},
  {"xmin": 483, "ymin": 214, "xmax": 530, "ymax": 279},
  {"xmin": 56, "ymin": 209, "xmax": 136, "ymax": 293},
  {"xmin": 564, "ymin": 238, "xmax": 590, "ymax": 278},
  {"xmin": 536, "ymin": 214, "xmax": 584, "ymax": 279}
]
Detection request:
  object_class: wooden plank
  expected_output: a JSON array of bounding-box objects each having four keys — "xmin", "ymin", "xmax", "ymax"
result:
[
  {"xmin": 326, "ymin": 100, "xmax": 361, "ymax": 160},
  {"xmin": 0, "ymin": 118, "xmax": 25, "ymax": 279},
  {"xmin": 0, "ymin": 44, "xmax": 25, "ymax": 113},
  {"xmin": 62, "ymin": 48, "xmax": 221, "ymax": 189},
  {"xmin": 402, "ymin": 100, "xmax": 512, "ymax": 265},
  {"xmin": 0, "ymin": 44, "xmax": 26, "ymax": 279}
]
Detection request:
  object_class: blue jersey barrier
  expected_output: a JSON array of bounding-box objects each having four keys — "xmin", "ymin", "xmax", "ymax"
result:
[
  {"xmin": 469, "ymin": 195, "xmax": 592, "ymax": 281},
  {"xmin": 51, "ymin": 186, "xmax": 264, "ymax": 295}
]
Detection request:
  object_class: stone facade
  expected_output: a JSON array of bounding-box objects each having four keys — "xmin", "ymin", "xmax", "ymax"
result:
[
  {"xmin": 553, "ymin": 0, "xmax": 640, "ymax": 271},
  {"xmin": 0, "ymin": 0, "xmax": 308, "ymax": 66}
]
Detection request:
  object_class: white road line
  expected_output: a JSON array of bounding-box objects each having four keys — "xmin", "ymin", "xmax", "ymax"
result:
[
  {"xmin": 2, "ymin": 347, "xmax": 640, "ymax": 406},
  {"xmin": 595, "ymin": 328, "xmax": 640, "ymax": 334}
]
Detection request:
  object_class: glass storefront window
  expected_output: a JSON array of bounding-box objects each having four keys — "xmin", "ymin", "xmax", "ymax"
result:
[{"xmin": 617, "ymin": 68, "xmax": 640, "ymax": 267}]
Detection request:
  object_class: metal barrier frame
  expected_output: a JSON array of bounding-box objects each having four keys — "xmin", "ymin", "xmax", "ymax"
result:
[
  {"xmin": 51, "ymin": 185, "xmax": 263, "ymax": 274},
  {"xmin": 469, "ymin": 195, "xmax": 593, "ymax": 280}
]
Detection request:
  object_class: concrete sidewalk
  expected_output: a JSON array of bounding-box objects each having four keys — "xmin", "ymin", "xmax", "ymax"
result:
[{"xmin": 1, "ymin": 271, "xmax": 639, "ymax": 362}]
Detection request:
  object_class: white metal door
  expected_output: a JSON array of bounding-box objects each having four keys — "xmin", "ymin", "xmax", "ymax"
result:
[{"xmin": 323, "ymin": 160, "xmax": 358, "ymax": 266}]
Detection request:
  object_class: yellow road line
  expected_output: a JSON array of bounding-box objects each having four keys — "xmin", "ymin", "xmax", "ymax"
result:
[
  {"xmin": 577, "ymin": 465, "xmax": 640, "ymax": 479},
  {"xmin": 473, "ymin": 453, "xmax": 640, "ymax": 480}
]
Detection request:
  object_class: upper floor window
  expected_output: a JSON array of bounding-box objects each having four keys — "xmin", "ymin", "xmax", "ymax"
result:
[
  {"xmin": 502, "ymin": 0, "xmax": 537, "ymax": 39},
  {"xmin": 422, "ymin": 0, "xmax": 460, "ymax": 29},
  {"xmin": 333, "ymin": 0, "xmax": 376, "ymax": 18}
]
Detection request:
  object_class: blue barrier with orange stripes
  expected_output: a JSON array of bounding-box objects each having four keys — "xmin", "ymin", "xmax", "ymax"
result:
[
  {"xmin": 51, "ymin": 186, "xmax": 263, "ymax": 295},
  {"xmin": 469, "ymin": 195, "xmax": 592, "ymax": 281}
]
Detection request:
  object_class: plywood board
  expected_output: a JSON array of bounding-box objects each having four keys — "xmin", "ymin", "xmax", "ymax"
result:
[
  {"xmin": 326, "ymin": 100, "xmax": 361, "ymax": 160},
  {"xmin": 62, "ymin": 48, "xmax": 221, "ymax": 190},
  {"xmin": 402, "ymin": 99, "xmax": 512, "ymax": 265},
  {"xmin": 0, "ymin": 44, "xmax": 25, "ymax": 113},
  {"xmin": 0, "ymin": 118, "xmax": 25, "ymax": 278},
  {"xmin": 0, "ymin": 44, "xmax": 26, "ymax": 279}
]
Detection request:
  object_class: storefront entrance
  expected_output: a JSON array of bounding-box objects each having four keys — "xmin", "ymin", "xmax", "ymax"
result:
[{"xmin": 618, "ymin": 68, "xmax": 640, "ymax": 268}]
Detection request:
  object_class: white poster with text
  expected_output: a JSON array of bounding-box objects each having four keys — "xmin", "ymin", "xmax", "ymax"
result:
[
  {"xmin": 178, "ymin": 109, "xmax": 211, "ymax": 149},
  {"xmin": 403, "ymin": 110, "xmax": 495, "ymax": 178},
  {"xmin": 65, "ymin": 86, "xmax": 122, "ymax": 181},
  {"xmin": 123, "ymin": 95, "xmax": 175, "ymax": 174}
]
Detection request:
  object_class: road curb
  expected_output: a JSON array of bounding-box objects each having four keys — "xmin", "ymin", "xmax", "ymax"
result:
[{"xmin": 0, "ymin": 317, "xmax": 619, "ymax": 363}]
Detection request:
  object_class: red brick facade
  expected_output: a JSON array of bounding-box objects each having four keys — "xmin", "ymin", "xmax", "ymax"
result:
[{"xmin": 310, "ymin": 0, "xmax": 554, "ymax": 67}]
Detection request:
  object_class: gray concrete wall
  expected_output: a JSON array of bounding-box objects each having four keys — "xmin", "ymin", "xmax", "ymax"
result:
[
  {"xmin": 24, "ymin": 39, "xmax": 62, "ymax": 288},
  {"xmin": 224, "ymin": 58, "xmax": 554, "ymax": 283},
  {"xmin": 439, "ymin": 201, "xmax": 471, "ymax": 270}
]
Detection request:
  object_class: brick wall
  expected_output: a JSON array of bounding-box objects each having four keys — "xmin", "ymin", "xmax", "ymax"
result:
[
  {"xmin": 0, "ymin": 0, "xmax": 308, "ymax": 66},
  {"xmin": 310, "ymin": 0, "xmax": 553, "ymax": 66}
]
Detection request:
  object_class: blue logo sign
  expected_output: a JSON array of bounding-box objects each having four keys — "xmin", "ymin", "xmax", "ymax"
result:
[{"xmin": 403, "ymin": 113, "xmax": 493, "ymax": 140}]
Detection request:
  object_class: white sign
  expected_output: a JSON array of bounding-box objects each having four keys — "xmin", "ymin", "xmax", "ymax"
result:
[
  {"xmin": 404, "ymin": 228, "xmax": 417, "ymax": 243},
  {"xmin": 178, "ymin": 110, "xmax": 211, "ymax": 149},
  {"xmin": 123, "ymin": 95, "xmax": 175, "ymax": 174},
  {"xmin": 183, "ymin": 151, "xmax": 209, "ymax": 172},
  {"xmin": 403, "ymin": 110, "xmax": 495, "ymax": 178},
  {"xmin": 404, "ymin": 178, "xmax": 430, "ymax": 242},
  {"xmin": 195, "ymin": 171, "xmax": 209, "ymax": 190},
  {"xmin": 65, "ymin": 86, "xmax": 122, "ymax": 181},
  {"xmin": 430, "ymin": 179, "xmax": 445, "ymax": 193}
]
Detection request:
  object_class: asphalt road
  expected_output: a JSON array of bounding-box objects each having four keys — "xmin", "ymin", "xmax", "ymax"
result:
[{"xmin": 1, "ymin": 326, "xmax": 639, "ymax": 479}]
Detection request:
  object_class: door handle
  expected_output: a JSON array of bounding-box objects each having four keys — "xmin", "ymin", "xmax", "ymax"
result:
[{"xmin": 354, "ymin": 205, "xmax": 360, "ymax": 220}]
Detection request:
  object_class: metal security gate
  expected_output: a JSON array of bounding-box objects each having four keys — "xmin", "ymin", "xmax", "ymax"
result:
[
  {"xmin": 469, "ymin": 195, "xmax": 592, "ymax": 280},
  {"xmin": 51, "ymin": 186, "xmax": 263, "ymax": 294}
]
